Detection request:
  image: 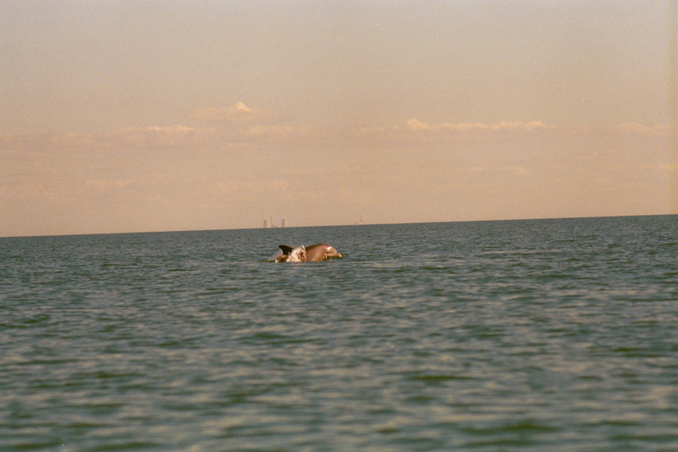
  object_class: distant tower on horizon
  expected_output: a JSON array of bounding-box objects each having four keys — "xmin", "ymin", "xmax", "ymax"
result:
[{"xmin": 263, "ymin": 217, "xmax": 287, "ymax": 228}]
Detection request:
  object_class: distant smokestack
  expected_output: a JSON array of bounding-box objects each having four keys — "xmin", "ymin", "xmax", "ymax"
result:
[
  {"xmin": 263, "ymin": 218, "xmax": 269, "ymax": 228},
  {"xmin": 281, "ymin": 218, "xmax": 287, "ymax": 228}
]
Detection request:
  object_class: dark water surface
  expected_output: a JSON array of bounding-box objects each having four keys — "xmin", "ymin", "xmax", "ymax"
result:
[{"xmin": 1, "ymin": 216, "xmax": 677, "ymax": 451}]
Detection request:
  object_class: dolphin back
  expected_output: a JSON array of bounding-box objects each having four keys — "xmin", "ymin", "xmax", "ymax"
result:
[{"xmin": 305, "ymin": 243, "xmax": 343, "ymax": 261}]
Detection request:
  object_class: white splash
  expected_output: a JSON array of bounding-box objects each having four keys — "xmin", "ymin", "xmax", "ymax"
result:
[{"xmin": 286, "ymin": 245, "xmax": 306, "ymax": 262}]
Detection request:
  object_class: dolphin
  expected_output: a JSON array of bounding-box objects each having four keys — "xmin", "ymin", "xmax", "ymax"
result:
[{"xmin": 276, "ymin": 243, "xmax": 343, "ymax": 262}]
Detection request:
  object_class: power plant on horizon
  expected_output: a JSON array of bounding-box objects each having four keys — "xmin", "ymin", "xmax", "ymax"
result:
[{"xmin": 263, "ymin": 217, "xmax": 287, "ymax": 228}]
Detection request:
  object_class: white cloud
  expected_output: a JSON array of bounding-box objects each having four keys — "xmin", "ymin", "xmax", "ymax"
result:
[
  {"xmin": 102, "ymin": 125, "xmax": 217, "ymax": 149},
  {"xmin": 185, "ymin": 102, "xmax": 276, "ymax": 124},
  {"xmin": 358, "ymin": 120, "xmax": 553, "ymax": 140},
  {"xmin": 242, "ymin": 125, "xmax": 310, "ymax": 139},
  {"xmin": 403, "ymin": 119, "xmax": 552, "ymax": 132}
]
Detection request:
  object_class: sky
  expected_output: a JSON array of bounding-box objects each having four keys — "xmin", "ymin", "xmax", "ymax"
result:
[{"xmin": 1, "ymin": 0, "xmax": 676, "ymax": 237}]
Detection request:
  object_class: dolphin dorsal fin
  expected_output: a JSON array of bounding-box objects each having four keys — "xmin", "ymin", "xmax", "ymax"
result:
[{"xmin": 278, "ymin": 245, "xmax": 294, "ymax": 255}]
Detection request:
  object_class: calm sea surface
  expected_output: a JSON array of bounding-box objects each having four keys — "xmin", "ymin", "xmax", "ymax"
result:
[{"xmin": 1, "ymin": 216, "xmax": 677, "ymax": 451}]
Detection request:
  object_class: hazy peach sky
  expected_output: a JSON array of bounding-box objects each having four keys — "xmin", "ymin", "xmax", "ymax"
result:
[{"xmin": 1, "ymin": 0, "xmax": 676, "ymax": 237}]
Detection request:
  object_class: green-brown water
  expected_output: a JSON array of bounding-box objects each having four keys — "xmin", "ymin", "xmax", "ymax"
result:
[{"xmin": 2, "ymin": 216, "xmax": 677, "ymax": 451}]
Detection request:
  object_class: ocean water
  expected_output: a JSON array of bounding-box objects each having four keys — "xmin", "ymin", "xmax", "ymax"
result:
[{"xmin": 1, "ymin": 215, "xmax": 677, "ymax": 451}]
